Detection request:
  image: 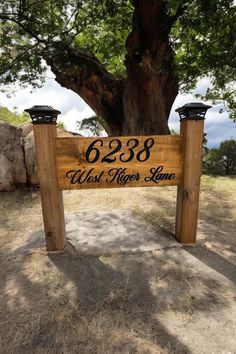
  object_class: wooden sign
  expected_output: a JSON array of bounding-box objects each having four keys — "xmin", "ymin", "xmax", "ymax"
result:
[
  {"xmin": 30, "ymin": 106, "xmax": 208, "ymax": 250},
  {"xmin": 56, "ymin": 135, "xmax": 183, "ymax": 190}
]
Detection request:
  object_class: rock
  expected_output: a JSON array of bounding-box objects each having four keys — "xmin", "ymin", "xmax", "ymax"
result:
[
  {"xmin": 20, "ymin": 123, "xmax": 33, "ymax": 137},
  {"xmin": 57, "ymin": 128, "xmax": 81, "ymax": 137},
  {"xmin": 0, "ymin": 121, "xmax": 81, "ymax": 191},
  {"xmin": 21, "ymin": 127, "xmax": 79, "ymax": 186},
  {"xmin": 22, "ymin": 130, "xmax": 39, "ymax": 185},
  {"xmin": 0, "ymin": 154, "xmax": 14, "ymax": 191},
  {"xmin": 0, "ymin": 121, "xmax": 27, "ymax": 192}
]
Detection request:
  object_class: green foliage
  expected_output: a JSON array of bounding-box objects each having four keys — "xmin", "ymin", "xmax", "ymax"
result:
[
  {"xmin": 0, "ymin": 0, "xmax": 132, "ymax": 85},
  {"xmin": 77, "ymin": 115, "xmax": 108, "ymax": 136},
  {"xmin": 0, "ymin": 106, "xmax": 30, "ymax": 126},
  {"xmin": 168, "ymin": 0, "xmax": 187, "ymax": 15},
  {"xmin": 74, "ymin": 1, "xmax": 131, "ymax": 76},
  {"xmin": 203, "ymin": 139, "xmax": 236, "ymax": 175},
  {"xmin": 57, "ymin": 121, "xmax": 65, "ymax": 129},
  {"xmin": 0, "ymin": 0, "xmax": 236, "ymax": 118},
  {"xmin": 170, "ymin": 128, "xmax": 178, "ymax": 135},
  {"xmin": 171, "ymin": 0, "xmax": 236, "ymax": 120},
  {"xmin": 203, "ymin": 133, "xmax": 208, "ymax": 149}
]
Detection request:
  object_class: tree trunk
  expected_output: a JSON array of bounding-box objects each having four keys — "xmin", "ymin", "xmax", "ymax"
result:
[
  {"xmin": 120, "ymin": 0, "xmax": 179, "ymax": 136},
  {"xmin": 225, "ymin": 162, "xmax": 229, "ymax": 175},
  {"xmin": 122, "ymin": 63, "xmax": 177, "ymax": 136}
]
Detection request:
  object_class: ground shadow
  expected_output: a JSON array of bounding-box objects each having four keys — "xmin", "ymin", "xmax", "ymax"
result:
[
  {"xmin": 139, "ymin": 187, "xmax": 236, "ymax": 283},
  {"xmin": 48, "ymin": 247, "xmax": 230, "ymax": 353},
  {"xmin": 0, "ymin": 244, "xmax": 232, "ymax": 353},
  {"xmin": 184, "ymin": 245, "xmax": 236, "ymax": 284}
]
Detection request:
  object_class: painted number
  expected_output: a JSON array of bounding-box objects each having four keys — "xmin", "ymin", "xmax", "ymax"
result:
[
  {"xmin": 85, "ymin": 138, "xmax": 155, "ymax": 164},
  {"xmin": 85, "ymin": 139, "xmax": 103, "ymax": 163},
  {"xmin": 120, "ymin": 139, "xmax": 139, "ymax": 162},
  {"xmin": 136, "ymin": 138, "xmax": 154, "ymax": 162},
  {"xmin": 101, "ymin": 139, "xmax": 122, "ymax": 163}
]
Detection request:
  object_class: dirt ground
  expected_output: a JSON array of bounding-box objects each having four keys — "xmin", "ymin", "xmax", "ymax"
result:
[{"xmin": 0, "ymin": 176, "xmax": 236, "ymax": 354}]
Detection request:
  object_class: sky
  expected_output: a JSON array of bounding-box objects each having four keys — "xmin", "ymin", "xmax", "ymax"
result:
[{"xmin": 0, "ymin": 73, "xmax": 235, "ymax": 148}]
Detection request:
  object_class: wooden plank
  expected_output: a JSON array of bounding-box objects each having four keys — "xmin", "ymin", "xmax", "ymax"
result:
[
  {"xmin": 175, "ymin": 119, "xmax": 204, "ymax": 244},
  {"xmin": 56, "ymin": 135, "xmax": 183, "ymax": 190},
  {"xmin": 33, "ymin": 124, "xmax": 66, "ymax": 251},
  {"xmin": 56, "ymin": 135, "xmax": 183, "ymax": 167},
  {"xmin": 57, "ymin": 164, "xmax": 183, "ymax": 190}
]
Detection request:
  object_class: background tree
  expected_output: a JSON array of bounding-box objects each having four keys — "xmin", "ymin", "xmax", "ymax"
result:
[
  {"xmin": 0, "ymin": 0, "xmax": 236, "ymax": 136},
  {"xmin": 57, "ymin": 121, "xmax": 65, "ymax": 130},
  {"xmin": 170, "ymin": 128, "xmax": 178, "ymax": 135},
  {"xmin": 76, "ymin": 115, "xmax": 108, "ymax": 136},
  {"xmin": 203, "ymin": 139, "xmax": 236, "ymax": 176}
]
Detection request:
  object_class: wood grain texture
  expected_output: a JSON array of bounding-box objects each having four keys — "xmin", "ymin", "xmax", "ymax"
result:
[
  {"xmin": 56, "ymin": 135, "xmax": 183, "ymax": 190},
  {"xmin": 175, "ymin": 119, "xmax": 204, "ymax": 244},
  {"xmin": 33, "ymin": 124, "xmax": 66, "ymax": 251}
]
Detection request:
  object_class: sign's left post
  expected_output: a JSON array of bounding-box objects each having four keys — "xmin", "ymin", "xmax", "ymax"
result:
[{"xmin": 25, "ymin": 106, "xmax": 66, "ymax": 251}]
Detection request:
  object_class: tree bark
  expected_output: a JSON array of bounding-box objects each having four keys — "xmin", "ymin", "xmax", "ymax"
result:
[{"xmin": 122, "ymin": 0, "xmax": 179, "ymax": 135}]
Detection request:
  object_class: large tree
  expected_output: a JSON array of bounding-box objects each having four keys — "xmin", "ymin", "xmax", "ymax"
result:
[{"xmin": 0, "ymin": 0, "xmax": 235, "ymax": 135}]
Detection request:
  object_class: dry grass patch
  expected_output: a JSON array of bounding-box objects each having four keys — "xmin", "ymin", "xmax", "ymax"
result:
[
  {"xmin": 0, "ymin": 176, "xmax": 236, "ymax": 353},
  {"xmin": 1, "ymin": 249, "xmax": 235, "ymax": 353}
]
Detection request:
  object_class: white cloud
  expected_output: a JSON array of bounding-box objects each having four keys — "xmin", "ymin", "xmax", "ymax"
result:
[
  {"xmin": 169, "ymin": 78, "xmax": 236, "ymax": 147},
  {"xmin": 60, "ymin": 106, "xmax": 95, "ymax": 133},
  {"xmin": 0, "ymin": 78, "xmax": 88, "ymax": 115},
  {"xmin": 0, "ymin": 77, "xmax": 95, "ymax": 134}
]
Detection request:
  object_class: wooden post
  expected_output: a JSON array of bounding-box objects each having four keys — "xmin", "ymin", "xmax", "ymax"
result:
[
  {"xmin": 175, "ymin": 103, "xmax": 211, "ymax": 244},
  {"xmin": 25, "ymin": 106, "xmax": 66, "ymax": 251}
]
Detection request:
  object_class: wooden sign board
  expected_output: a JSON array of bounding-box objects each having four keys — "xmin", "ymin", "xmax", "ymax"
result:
[
  {"xmin": 31, "ymin": 113, "xmax": 206, "ymax": 249},
  {"xmin": 56, "ymin": 135, "xmax": 184, "ymax": 190}
]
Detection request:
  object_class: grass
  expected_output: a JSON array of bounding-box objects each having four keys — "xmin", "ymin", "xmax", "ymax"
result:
[
  {"xmin": 0, "ymin": 175, "xmax": 236, "ymax": 353},
  {"xmin": 0, "ymin": 107, "xmax": 30, "ymax": 126}
]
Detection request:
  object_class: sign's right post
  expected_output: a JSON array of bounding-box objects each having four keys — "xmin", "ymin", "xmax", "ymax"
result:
[{"xmin": 175, "ymin": 103, "xmax": 211, "ymax": 244}]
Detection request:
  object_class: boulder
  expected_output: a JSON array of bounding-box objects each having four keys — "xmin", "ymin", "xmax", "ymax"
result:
[
  {"xmin": 0, "ymin": 121, "xmax": 27, "ymax": 191},
  {"xmin": 22, "ymin": 129, "xmax": 38, "ymax": 185},
  {"xmin": 0, "ymin": 121, "xmax": 81, "ymax": 191},
  {"xmin": 21, "ymin": 127, "xmax": 79, "ymax": 186},
  {"xmin": 0, "ymin": 154, "xmax": 14, "ymax": 191},
  {"xmin": 20, "ymin": 123, "xmax": 33, "ymax": 137}
]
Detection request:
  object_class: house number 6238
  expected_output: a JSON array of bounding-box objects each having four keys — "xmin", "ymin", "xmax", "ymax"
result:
[{"xmin": 85, "ymin": 138, "xmax": 155, "ymax": 164}]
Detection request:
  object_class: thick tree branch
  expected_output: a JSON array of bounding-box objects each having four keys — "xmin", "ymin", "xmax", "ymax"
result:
[
  {"xmin": 0, "ymin": 14, "xmax": 46, "ymax": 44},
  {"xmin": 43, "ymin": 41, "xmax": 124, "ymax": 133}
]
